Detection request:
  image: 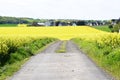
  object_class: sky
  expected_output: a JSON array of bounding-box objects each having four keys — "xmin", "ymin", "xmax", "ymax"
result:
[{"xmin": 0, "ymin": 0, "xmax": 120, "ymax": 20}]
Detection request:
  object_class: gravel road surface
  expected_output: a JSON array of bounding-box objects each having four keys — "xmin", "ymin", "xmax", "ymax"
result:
[{"xmin": 10, "ymin": 41, "xmax": 112, "ymax": 80}]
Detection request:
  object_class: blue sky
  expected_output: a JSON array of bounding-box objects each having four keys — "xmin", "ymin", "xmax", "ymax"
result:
[{"xmin": 0, "ymin": 0, "xmax": 120, "ymax": 20}]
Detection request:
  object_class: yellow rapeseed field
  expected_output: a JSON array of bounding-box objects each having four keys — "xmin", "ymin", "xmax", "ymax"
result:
[
  {"xmin": 1, "ymin": 26, "xmax": 120, "ymax": 80},
  {"xmin": 1, "ymin": 26, "xmax": 118, "ymax": 55},
  {"xmin": 0, "ymin": 26, "xmax": 108, "ymax": 40}
]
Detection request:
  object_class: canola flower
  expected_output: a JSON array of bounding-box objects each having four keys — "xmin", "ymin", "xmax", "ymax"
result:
[
  {"xmin": 1, "ymin": 26, "xmax": 120, "ymax": 55},
  {"xmin": 0, "ymin": 26, "xmax": 107, "ymax": 40}
]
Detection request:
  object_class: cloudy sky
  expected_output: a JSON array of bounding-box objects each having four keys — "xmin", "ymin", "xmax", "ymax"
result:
[{"xmin": 0, "ymin": 0, "xmax": 119, "ymax": 20}]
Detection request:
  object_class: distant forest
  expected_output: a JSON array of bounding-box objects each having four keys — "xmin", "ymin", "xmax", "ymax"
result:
[
  {"xmin": 0, "ymin": 16, "xmax": 47, "ymax": 24},
  {"xmin": 0, "ymin": 16, "xmax": 110, "ymax": 26}
]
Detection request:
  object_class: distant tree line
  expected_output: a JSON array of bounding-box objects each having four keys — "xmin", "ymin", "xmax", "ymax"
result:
[
  {"xmin": 109, "ymin": 18, "xmax": 120, "ymax": 32},
  {"xmin": 0, "ymin": 16, "xmax": 45, "ymax": 24},
  {"xmin": 0, "ymin": 16, "xmax": 109, "ymax": 26},
  {"xmin": 31, "ymin": 20, "xmax": 108, "ymax": 26}
]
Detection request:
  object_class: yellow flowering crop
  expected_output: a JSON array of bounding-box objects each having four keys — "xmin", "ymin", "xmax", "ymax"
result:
[
  {"xmin": 1, "ymin": 26, "xmax": 120, "ymax": 55},
  {"xmin": 0, "ymin": 26, "xmax": 107, "ymax": 40}
]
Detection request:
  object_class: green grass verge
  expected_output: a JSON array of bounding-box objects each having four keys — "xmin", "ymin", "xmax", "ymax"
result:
[
  {"xmin": 0, "ymin": 58, "xmax": 28, "ymax": 80},
  {"xmin": 93, "ymin": 25, "xmax": 111, "ymax": 32},
  {"xmin": 0, "ymin": 24, "xmax": 17, "ymax": 27},
  {"xmin": 72, "ymin": 38, "xmax": 120, "ymax": 80},
  {"xmin": 56, "ymin": 41, "xmax": 67, "ymax": 53},
  {"xmin": 0, "ymin": 38, "xmax": 57, "ymax": 80}
]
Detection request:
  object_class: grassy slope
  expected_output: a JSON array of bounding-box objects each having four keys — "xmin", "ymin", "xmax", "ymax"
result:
[
  {"xmin": 93, "ymin": 25, "xmax": 111, "ymax": 32},
  {"xmin": 0, "ymin": 24, "xmax": 17, "ymax": 27}
]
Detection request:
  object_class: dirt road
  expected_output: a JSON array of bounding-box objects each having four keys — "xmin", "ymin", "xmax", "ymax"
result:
[{"xmin": 10, "ymin": 41, "xmax": 112, "ymax": 80}]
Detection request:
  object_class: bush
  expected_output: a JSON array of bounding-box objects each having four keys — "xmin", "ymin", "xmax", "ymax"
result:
[
  {"xmin": 113, "ymin": 22, "xmax": 120, "ymax": 32},
  {"xmin": 109, "ymin": 25, "xmax": 113, "ymax": 29}
]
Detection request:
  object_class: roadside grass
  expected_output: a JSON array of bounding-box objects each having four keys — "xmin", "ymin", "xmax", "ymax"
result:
[
  {"xmin": 0, "ymin": 38, "xmax": 57, "ymax": 80},
  {"xmin": 56, "ymin": 41, "xmax": 67, "ymax": 53},
  {"xmin": 0, "ymin": 24, "xmax": 17, "ymax": 27},
  {"xmin": 72, "ymin": 38, "xmax": 120, "ymax": 80},
  {"xmin": 0, "ymin": 58, "xmax": 28, "ymax": 80},
  {"xmin": 93, "ymin": 25, "xmax": 111, "ymax": 32}
]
